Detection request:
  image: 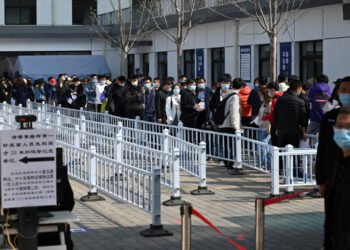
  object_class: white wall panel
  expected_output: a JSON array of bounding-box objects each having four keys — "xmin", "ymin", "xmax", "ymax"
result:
[
  {"xmin": 206, "ymin": 22, "xmax": 225, "ymax": 48},
  {"xmin": 324, "ymin": 4, "xmax": 350, "ymax": 39},
  {"xmin": 225, "ymin": 46, "xmax": 235, "ymax": 78},
  {"xmin": 37, "ymin": 0, "xmax": 52, "ymax": 25},
  {"xmin": 194, "ymin": 24, "xmax": 207, "ymax": 49},
  {"xmin": 238, "ymin": 19, "xmax": 254, "ymax": 46},
  {"xmin": 167, "ymin": 51, "xmax": 177, "ymax": 81},
  {"xmin": 54, "ymin": 0, "xmax": 72, "ymax": 25},
  {"xmin": 295, "ymin": 7, "xmax": 323, "ymax": 41}
]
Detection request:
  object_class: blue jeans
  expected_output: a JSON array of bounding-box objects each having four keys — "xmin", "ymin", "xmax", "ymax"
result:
[
  {"xmin": 144, "ymin": 114, "xmax": 156, "ymax": 123},
  {"xmin": 258, "ymin": 130, "xmax": 271, "ymax": 167}
]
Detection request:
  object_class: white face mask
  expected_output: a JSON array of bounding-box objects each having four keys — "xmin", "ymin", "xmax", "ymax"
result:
[{"xmin": 131, "ymin": 81, "xmax": 138, "ymax": 87}]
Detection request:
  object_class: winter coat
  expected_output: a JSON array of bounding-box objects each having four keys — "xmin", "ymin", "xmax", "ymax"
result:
[
  {"xmin": 196, "ymin": 86, "xmax": 213, "ymax": 122},
  {"xmin": 84, "ymin": 82, "xmax": 97, "ymax": 104},
  {"xmin": 34, "ymin": 84, "xmax": 46, "ymax": 101},
  {"xmin": 155, "ymin": 89, "xmax": 171, "ymax": 122},
  {"xmin": 239, "ymin": 86, "xmax": 252, "ymax": 118},
  {"xmin": 218, "ymin": 89, "xmax": 241, "ymax": 130},
  {"xmin": 315, "ymin": 108, "xmax": 343, "ymax": 185},
  {"xmin": 247, "ymin": 87, "xmax": 263, "ymax": 117},
  {"xmin": 258, "ymin": 102, "xmax": 271, "ymax": 132},
  {"xmin": 180, "ymin": 89, "xmax": 197, "ymax": 127},
  {"xmin": 107, "ymin": 84, "xmax": 126, "ymax": 117},
  {"xmin": 73, "ymin": 84, "xmax": 86, "ymax": 110},
  {"xmin": 15, "ymin": 84, "xmax": 28, "ymax": 106},
  {"xmin": 56, "ymin": 82, "xmax": 71, "ymax": 107},
  {"xmin": 141, "ymin": 88, "xmax": 156, "ymax": 116},
  {"xmin": 124, "ymin": 84, "xmax": 145, "ymax": 114},
  {"xmin": 166, "ymin": 95, "xmax": 181, "ymax": 125},
  {"xmin": 273, "ymin": 92, "xmax": 307, "ymax": 136},
  {"xmin": 262, "ymin": 92, "xmax": 283, "ymax": 124},
  {"xmin": 95, "ymin": 82, "xmax": 106, "ymax": 105},
  {"xmin": 308, "ymin": 82, "xmax": 331, "ymax": 123}
]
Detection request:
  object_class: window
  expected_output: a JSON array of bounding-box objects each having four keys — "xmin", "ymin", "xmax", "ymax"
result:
[
  {"xmin": 259, "ymin": 45, "xmax": 270, "ymax": 78},
  {"xmin": 300, "ymin": 41, "xmax": 323, "ymax": 84},
  {"xmin": 5, "ymin": 0, "xmax": 36, "ymax": 25},
  {"xmin": 211, "ymin": 48, "xmax": 225, "ymax": 83},
  {"xmin": 73, "ymin": 0, "xmax": 96, "ymax": 25},
  {"xmin": 128, "ymin": 54, "xmax": 135, "ymax": 78},
  {"xmin": 142, "ymin": 54, "xmax": 149, "ymax": 77},
  {"xmin": 158, "ymin": 52, "xmax": 168, "ymax": 83},
  {"xmin": 184, "ymin": 50, "xmax": 195, "ymax": 80}
]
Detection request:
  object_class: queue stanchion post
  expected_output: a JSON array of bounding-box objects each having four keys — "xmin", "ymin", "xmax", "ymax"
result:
[
  {"xmin": 181, "ymin": 204, "xmax": 192, "ymax": 250},
  {"xmin": 81, "ymin": 146, "xmax": 105, "ymax": 202},
  {"xmin": 255, "ymin": 198, "xmax": 265, "ymax": 250}
]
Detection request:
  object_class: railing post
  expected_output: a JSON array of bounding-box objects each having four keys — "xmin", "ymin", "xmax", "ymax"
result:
[
  {"xmin": 181, "ymin": 204, "xmax": 192, "ymax": 250},
  {"xmin": 163, "ymin": 148, "xmax": 187, "ymax": 206},
  {"xmin": 45, "ymin": 118, "xmax": 50, "ymax": 129},
  {"xmin": 0, "ymin": 117, "xmax": 4, "ymax": 130},
  {"xmin": 18, "ymin": 104, "xmax": 23, "ymax": 115},
  {"xmin": 191, "ymin": 142, "xmax": 214, "ymax": 195},
  {"xmin": 56, "ymin": 110, "xmax": 61, "ymax": 127},
  {"xmin": 37, "ymin": 107, "xmax": 42, "ymax": 122},
  {"xmin": 231, "ymin": 130, "xmax": 244, "ymax": 175},
  {"xmin": 104, "ymin": 110, "xmax": 109, "ymax": 123},
  {"xmin": 285, "ymin": 145, "xmax": 294, "ymax": 194},
  {"xmin": 117, "ymin": 121, "xmax": 123, "ymax": 135},
  {"xmin": 74, "ymin": 125, "xmax": 80, "ymax": 148},
  {"xmin": 178, "ymin": 122, "xmax": 184, "ymax": 140},
  {"xmin": 3, "ymin": 101, "xmax": 7, "ymax": 112},
  {"xmin": 115, "ymin": 132, "xmax": 123, "ymax": 162},
  {"xmin": 141, "ymin": 167, "xmax": 172, "ymax": 237},
  {"xmin": 270, "ymin": 146, "xmax": 280, "ymax": 196},
  {"xmin": 26, "ymin": 99, "xmax": 31, "ymax": 109},
  {"xmin": 163, "ymin": 129, "xmax": 170, "ymax": 166},
  {"xmin": 80, "ymin": 115, "xmax": 86, "ymax": 132},
  {"xmin": 81, "ymin": 146, "xmax": 105, "ymax": 202},
  {"xmin": 255, "ymin": 198, "xmax": 265, "ymax": 250}
]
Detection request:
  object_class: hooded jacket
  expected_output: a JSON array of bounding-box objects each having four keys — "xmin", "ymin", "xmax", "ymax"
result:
[
  {"xmin": 239, "ymin": 86, "xmax": 252, "ymax": 118},
  {"xmin": 308, "ymin": 82, "xmax": 331, "ymax": 123},
  {"xmin": 218, "ymin": 89, "xmax": 241, "ymax": 130}
]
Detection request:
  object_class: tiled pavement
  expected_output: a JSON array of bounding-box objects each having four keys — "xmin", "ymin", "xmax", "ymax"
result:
[{"xmin": 69, "ymin": 161, "xmax": 324, "ymax": 250}]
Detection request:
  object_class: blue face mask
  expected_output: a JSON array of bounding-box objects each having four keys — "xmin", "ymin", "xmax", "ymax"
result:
[
  {"xmin": 173, "ymin": 89, "xmax": 180, "ymax": 95},
  {"xmin": 339, "ymin": 94, "xmax": 350, "ymax": 106},
  {"xmin": 198, "ymin": 83, "xmax": 205, "ymax": 89},
  {"xmin": 120, "ymin": 83, "xmax": 125, "ymax": 87},
  {"xmin": 221, "ymin": 84, "xmax": 230, "ymax": 91},
  {"xmin": 333, "ymin": 129, "xmax": 350, "ymax": 149},
  {"xmin": 92, "ymin": 79, "xmax": 98, "ymax": 84},
  {"xmin": 144, "ymin": 84, "xmax": 150, "ymax": 89},
  {"xmin": 255, "ymin": 83, "xmax": 260, "ymax": 88},
  {"xmin": 260, "ymin": 98, "xmax": 265, "ymax": 102},
  {"xmin": 153, "ymin": 83, "xmax": 158, "ymax": 88},
  {"xmin": 101, "ymin": 80, "xmax": 106, "ymax": 85},
  {"xmin": 268, "ymin": 92, "xmax": 274, "ymax": 98},
  {"xmin": 167, "ymin": 88, "xmax": 172, "ymax": 93},
  {"xmin": 189, "ymin": 85, "xmax": 196, "ymax": 92}
]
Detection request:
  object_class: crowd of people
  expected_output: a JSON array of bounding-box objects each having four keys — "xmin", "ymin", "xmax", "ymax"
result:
[{"xmin": 1, "ymin": 71, "xmax": 350, "ymax": 249}]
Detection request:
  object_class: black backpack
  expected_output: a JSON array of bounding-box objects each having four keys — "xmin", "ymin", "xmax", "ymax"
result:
[{"xmin": 213, "ymin": 92, "xmax": 237, "ymax": 125}]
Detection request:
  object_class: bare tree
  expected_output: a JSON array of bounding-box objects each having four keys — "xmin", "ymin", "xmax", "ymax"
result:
[
  {"xmin": 228, "ymin": 0, "xmax": 304, "ymax": 81},
  {"xmin": 90, "ymin": 0, "xmax": 151, "ymax": 76},
  {"xmin": 148, "ymin": 0, "xmax": 204, "ymax": 79}
]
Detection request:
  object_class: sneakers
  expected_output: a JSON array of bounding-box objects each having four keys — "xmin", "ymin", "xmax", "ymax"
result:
[{"xmin": 218, "ymin": 161, "xmax": 225, "ymax": 167}]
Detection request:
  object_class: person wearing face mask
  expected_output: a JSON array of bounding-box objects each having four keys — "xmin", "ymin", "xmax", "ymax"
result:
[
  {"xmin": 95, "ymin": 75, "xmax": 107, "ymax": 112},
  {"xmin": 72, "ymin": 78, "xmax": 86, "ymax": 110},
  {"xmin": 124, "ymin": 75, "xmax": 145, "ymax": 119},
  {"xmin": 195, "ymin": 78, "xmax": 213, "ymax": 129},
  {"xmin": 262, "ymin": 82, "xmax": 283, "ymax": 146},
  {"xmin": 238, "ymin": 82, "xmax": 252, "ymax": 127},
  {"xmin": 316, "ymin": 77, "xmax": 350, "ymax": 199},
  {"xmin": 273, "ymin": 79, "xmax": 307, "ymax": 149},
  {"xmin": 85, "ymin": 74, "xmax": 98, "ymax": 112},
  {"xmin": 180, "ymin": 79, "xmax": 198, "ymax": 128},
  {"xmin": 153, "ymin": 77, "xmax": 161, "ymax": 91},
  {"xmin": 155, "ymin": 80, "xmax": 172, "ymax": 124},
  {"xmin": 248, "ymin": 76, "xmax": 268, "ymax": 127},
  {"xmin": 278, "ymin": 74, "xmax": 289, "ymax": 92},
  {"xmin": 209, "ymin": 74, "xmax": 232, "ymax": 115},
  {"xmin": 323, "ymin": 106, "xmax": 350, "ymax": 250},
  {"xmin": 140, "ymin": 77, "xmax": 156, "ymax": 122},
  {"xmin": 165, "ymin": 84, "xmax": 181, "ymax": 125},
  {"xmin": 107, "ymin": 76, "xmax": 127, "ymax": 117}
]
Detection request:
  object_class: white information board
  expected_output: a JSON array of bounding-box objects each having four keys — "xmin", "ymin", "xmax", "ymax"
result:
[{"xmin": 1, "ymin": 129, "xmax": 57, "ymax": 209}]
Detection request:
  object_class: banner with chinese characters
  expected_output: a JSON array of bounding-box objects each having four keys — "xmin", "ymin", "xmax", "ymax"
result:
[
  {"xmin": 196, "ymin": 49, "xmax": 204, "ymax": 78},
  {"xmin": 280, "ymin": 42, "xmax": 292, "ymax": 77},
  {"xmin": 1, "ymin": 129, "xmax": 57, "ymax": 209},
  {"xmin": 240, "ymin": 46, "xmax": 251, "ymax": 83}
]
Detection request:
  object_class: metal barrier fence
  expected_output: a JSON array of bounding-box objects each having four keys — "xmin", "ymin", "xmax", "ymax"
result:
[
  {"xmin": 7, "ymin": 102, "xmax": 318, "ymax": 195},
  {"xmin": 0, "ymin": 109, "xmax": 172, "ymax": 237}
]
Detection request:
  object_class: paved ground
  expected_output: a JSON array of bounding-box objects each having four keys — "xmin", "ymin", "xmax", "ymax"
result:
[{"xmin": 69, "ymin": 161, "xmax": 324, "ymax": 250}]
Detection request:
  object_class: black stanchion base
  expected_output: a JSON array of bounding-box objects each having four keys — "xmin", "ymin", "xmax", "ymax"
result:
[
  {"xmin": 306, "ymin": 189, "xmax": 323, "ymax": 198},
  {"xmin": 140, "ymin": 224, "xmax": 173, "ymax": 237},
  {"xmin": 80, "ymin": 192, "xmax": 105, "ymax": 202},
  {"xmin": 269, "ymin": 193, "xmax": 283, "ymax": 198},
  {"xmin": 163, "ymin": 196, "xmax": 189, "ymax": 206},
  {"xmin": 191, "ymin": 186, "xmax": 215, "ymax": 195},
  {"xmin": 229, "ymin": 168, "xmax": 245, "ymax": 175}
]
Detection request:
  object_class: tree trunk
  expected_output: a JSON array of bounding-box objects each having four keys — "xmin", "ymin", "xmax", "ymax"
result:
[
  {"xmin": 269, "ymin": 32, "xmax": 278, "ymax": 82},
  {"xmin": 120, "ymin": 50, "xmax": 128, "ymax": 77},
  {"xmin": 177, "ymin": 44, "xmax": 184, "ymax": 80}
]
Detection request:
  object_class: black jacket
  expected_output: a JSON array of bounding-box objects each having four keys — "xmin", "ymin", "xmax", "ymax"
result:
[
  {"xmin": 315, "ymin": 108, "xmax": 343, "ymax": 185},
  {"xmin": 107, "ymin": 83, "xmax": 126, "ymax": 117},
  {"xmin": 56, "ymin": 83, "xmax": 71, "ymax": 107},
  {"xmin": 247, "ymin": 87, "xmax": 262, "ymax": 117},
  {"xmin": 73, "ymin": 84, "xmax": 86, "ymax": 110},
  {"xmin": 299, "ymin": 92, "xmax": 310, "ymax": 124},
  {"xmin": 325, "ymin": 156, "xmax": 350, "ymax": 249},
  {"xmin": 273, "ymin": 92, "xmax": 307, "ymax": 136},
  {"xmin": 180, "ymin": 89, "xmax": 197, "ymax": 127},
  {"xmin": 155, "ymin": 89, "xmax": 170, "ymax": 122},
  {"xmin": 209, "ymin": 88, "xmax": 220, "ymax": 113},
  {"xmin": 124, "ymin": 84, "xmax": 144, "ymax": 114}
]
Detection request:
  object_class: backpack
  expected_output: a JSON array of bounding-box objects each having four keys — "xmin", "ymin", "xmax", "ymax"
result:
[{"xmin": 213, "ymin": 92, "xmax": 237, "ymax": 125}]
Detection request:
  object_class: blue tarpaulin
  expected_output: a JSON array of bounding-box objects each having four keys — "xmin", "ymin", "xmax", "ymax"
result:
[{"xmin": 15, "ymin": 55, "xmax": 111, "ymax": 80}]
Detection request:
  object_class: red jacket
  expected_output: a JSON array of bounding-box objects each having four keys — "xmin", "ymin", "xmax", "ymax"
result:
[
  {"xmin": 239, "ymin": 86, "xmax": 252, "ymax": 118},
  {"xmin": 262, "ymin": 92, "xmax": 283, "ymax": 124}
]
